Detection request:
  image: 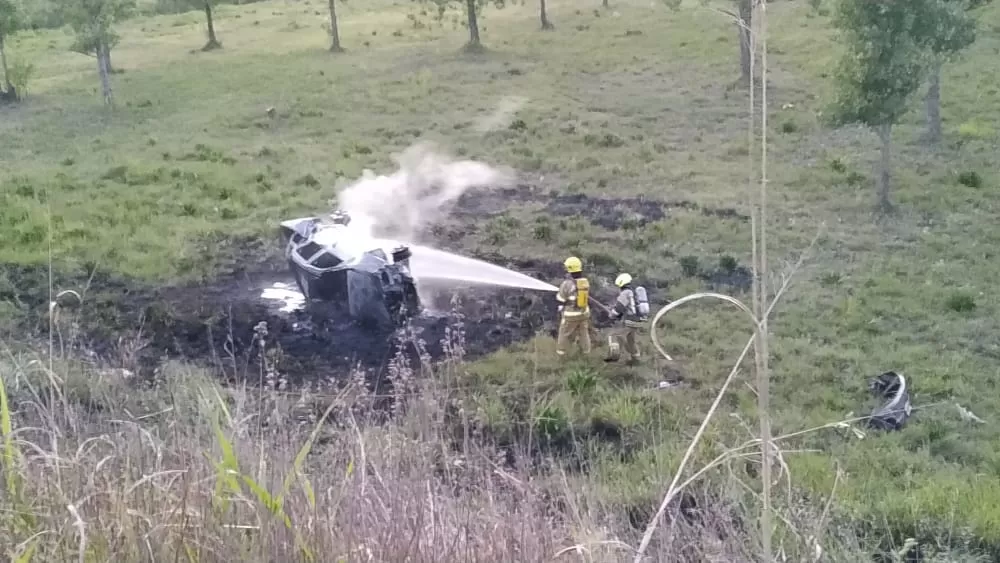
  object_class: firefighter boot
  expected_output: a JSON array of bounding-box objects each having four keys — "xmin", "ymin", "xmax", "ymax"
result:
[{"xmin": 604, "ymin": 335, "xmax": 621, "ymax": 362}]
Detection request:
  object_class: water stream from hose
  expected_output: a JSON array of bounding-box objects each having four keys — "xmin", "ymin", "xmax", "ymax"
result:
[{"xmin": 407, "ymin": 244, "xmax": 557, "ymax": 292}]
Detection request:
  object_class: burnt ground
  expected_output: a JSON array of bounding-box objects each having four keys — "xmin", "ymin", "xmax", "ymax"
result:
[
  {"xmin": 447, "ymin": 183, "xmax": 750, "ymax": 228},
  {"xmin": 0, "ymin": 186, "xmax": 752, "ymax": 388},
  {"xmin": 0, "ymin": 263, "xmax": 560, "ymax": 387}
]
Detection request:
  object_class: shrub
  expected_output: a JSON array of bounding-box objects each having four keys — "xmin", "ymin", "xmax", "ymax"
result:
[
  {"xmin": 679, "ymin": 255, "xmax": 700, "ymax": 277},
  {"xmin": 946, "ymin": 292, "xmax": 976, "ymax": 313},
  {"xmin": 567, "ymin": 369, "xmax": 598, "ymax": 399},
  {"xmin": 295, "ymin": 174, "xmax": 321, "ymax": 187},
  {"xmin": 846, "ymin": 171, "xmax": 865, "ymax": 186},
  {"xmin": 7, "ymin": 58, "xmax": 37, "ymax": 99},
  {"xmin": 533, "ymin": 223, "xmax": 553, "ymax": 241},
  {"xmin": 957, "ymin": 171, "xmax": 983, "ymax": 189},
  {"xmin": 718, "ymin": 255, "xmax": 738, "ymax": 274}
]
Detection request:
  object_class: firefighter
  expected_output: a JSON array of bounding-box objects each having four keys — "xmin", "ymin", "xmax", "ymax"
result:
[
  {"xmin": 555, "ymin": 256, "xmax": 592, "ymax": 357},
  {"xmin": 606, "ymin": 273, "xmax": 650, "ymax": 366}
]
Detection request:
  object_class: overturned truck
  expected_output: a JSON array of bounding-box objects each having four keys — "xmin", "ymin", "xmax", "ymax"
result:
[{"xmin": 280, "ymin": 211, "xmax": 422, "ymax": 331}]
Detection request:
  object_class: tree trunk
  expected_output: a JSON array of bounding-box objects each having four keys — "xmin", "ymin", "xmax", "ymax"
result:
[
  {"xmin": 540, "ymin": 0, "xmax": 554, "ymax": 30},
  {"xmin": 925, "ymin": 58, "xmax": 942, "ymax": 144},
  {"xmin": 97, "ymin": 42, "xmax": 114, "ymax": 106},
  {"xmin": 603, "ymin": 0, "xmax": 609, "ymax": 8},
  {"xmin": 328, "ymin": 0, "xmax": 343, "ymax": 52},
  {"xmin": 876, "ymin": 123, "xmax": 893, "ymax": 213},
  {"xmin": 203, "ymin": 1, "xmax": 222, "ymax": 50},
  {"xmin": 738, "ymin": 0, "xmax": 753, "ymax": 84},
  {"xmin": 465, "ymin": 0, "xmax": 481, "ymax": 47},
  {"xmin": 0, "ymin": 33, "xmax": 12, "ymax": 92}
]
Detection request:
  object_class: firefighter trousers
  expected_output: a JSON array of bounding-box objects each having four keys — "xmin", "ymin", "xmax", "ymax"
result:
[
  {"xmin": 556, "ymin": 314, "xmax": 592, "ymax": 356},
  {"xmin": 608, "ymin": 321, "xmax": 645, "ymax": 361}
]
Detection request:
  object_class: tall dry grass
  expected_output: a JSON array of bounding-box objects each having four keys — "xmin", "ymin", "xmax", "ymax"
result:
[
  {"xmin": 0, "ymin": 308, "xmax": 880, "ymax": 563},
  {"xmin": 0, "ymin": 4, "xmax": 895, "ymax": 560}
]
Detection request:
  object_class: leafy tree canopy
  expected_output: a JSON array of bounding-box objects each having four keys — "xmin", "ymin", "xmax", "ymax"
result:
[
  {"xmin": 428, "ymin": 0, "xmax": 506, "ymax": 20},
  {"xmin": 913, "ymin": 0, "xmax": 977, "ymax": 57},
  {"xmin": 0, "ymin": 0, "xmax": 22, "ymax": 37},
  {"xmin": 830, "ymin": 0, "xmax": 934, "ymax": 128},
  {"xmin": 62, "ymin": 0, "xmax": 136, "ymax": 54}
]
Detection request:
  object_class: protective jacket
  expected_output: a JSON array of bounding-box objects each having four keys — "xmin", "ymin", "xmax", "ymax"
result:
[
  {"xmin": 556, "ymin": 275, "xmax": 591, "ymax": 319},
  {"xmin": 611, "ymin": 285, "xmax": 648, "ymax": 328}
]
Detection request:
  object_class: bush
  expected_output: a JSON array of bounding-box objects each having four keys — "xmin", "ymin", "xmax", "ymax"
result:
[
  {"xmin": 532, "ymin": 222, "xmax": 553, "ymax": 242},
  {"xmin": 946, "ymin": 292, "xmax": 976, "ymax": 313},
  {"xmin": 846, "ymin": 171, "xmax": 865, "ymax": 186},
  {"xmin": 957, "ymin": 171, "xmax": 983, "ymax": 189},
  {"xmin": 829, "ymin": 157, "xmax": 848, "ymax": 173},
  {"xmin": 679, "ymin": 255, "xmax": 700, "ymax": 277},
  {"xmin": 7, "ymin": 58, "xmax": 36, "ymax": 99},
  {"xmin": 718, "ymin": 255, "xmax": 738, "ymax": 274}
]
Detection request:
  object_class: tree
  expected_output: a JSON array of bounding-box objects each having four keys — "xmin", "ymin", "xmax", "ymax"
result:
[
  {"xmin": 0, "ymin": 0, "xmax": 21, "ymax": 100},
  {"xmin": 539, "ymin": 0, "xmax": 553, "ymax": 30},
  {"xmin": 201, "ymin": 0, "xmax": 221, "ymax": 50},
  {"xmin": 717, "ymin": 0, "xmax": 755, "ymax": 84},
  {"xmin": 157, "ymin": 0, "xmax": 222, "ymax": 51},
  {"xmin": 430, "ymin": 0, "xmax": 505, "ymax": 50},
  {"xmin": 916, "ymin": 0, "xmax": 986, "ymax": 143},
  {"xmin": 328, "ymin": 0, "xmax": 342, "ymax": 52},
  {"xmin": 63, "ymin": 0, "xmax": 135, "ymax": 106},
  {"xmin": 831, "ymin": 0, "xmax": 934, "ymax": 213}
]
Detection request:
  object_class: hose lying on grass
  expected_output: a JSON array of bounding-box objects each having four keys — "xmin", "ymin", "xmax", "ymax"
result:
[{"xmin": 649, "ymin": 291, "xmax": 758, "ymax": 362}]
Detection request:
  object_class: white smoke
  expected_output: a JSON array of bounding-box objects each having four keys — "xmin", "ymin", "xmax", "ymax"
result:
[{"xmin": 333, "ymin": 140, "xmax": 515, "ymax": 242}]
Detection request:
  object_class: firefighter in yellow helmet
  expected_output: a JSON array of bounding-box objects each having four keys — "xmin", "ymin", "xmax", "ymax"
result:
[
  {"xmin": 605, "ymin": 272, "xmax": 650, "ymax": 366},
  {"xmin": 555, "ymin": 256, "xmax": 592, "ymax": 357}
]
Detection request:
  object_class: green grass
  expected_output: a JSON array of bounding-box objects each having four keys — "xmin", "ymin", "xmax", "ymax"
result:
[{"xmin": 2, "ymin": 0, "xmax": 1000, "ymax": 558}]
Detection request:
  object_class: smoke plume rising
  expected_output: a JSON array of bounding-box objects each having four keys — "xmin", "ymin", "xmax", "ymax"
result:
[{"xmin": 333, "ymin": 141, "xmax": 514, "ymax": 242}]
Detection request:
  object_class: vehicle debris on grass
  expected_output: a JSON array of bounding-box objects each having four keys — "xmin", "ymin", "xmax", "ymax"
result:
[{"xmin": 867, "ymin": 371, "xmax": 912, "ymax": 431}]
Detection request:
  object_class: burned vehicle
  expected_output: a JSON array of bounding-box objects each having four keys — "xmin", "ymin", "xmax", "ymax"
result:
[{"xmin": 279, "ymin": 211, "xmax": 421, "ymax": 330}]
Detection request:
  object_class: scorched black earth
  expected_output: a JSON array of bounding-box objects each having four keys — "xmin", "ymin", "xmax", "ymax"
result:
[{"xmin": 1, "ymin": 264, "xmax": 553, "ymax": 386}]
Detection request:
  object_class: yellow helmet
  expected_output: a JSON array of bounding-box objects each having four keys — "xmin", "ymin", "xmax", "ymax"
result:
[
  {"xmin": 564, "ymin": 256, "xmax": 583, "ymax": 273},
  {"xmin": 615, "ymin": 273, "xmax": 632, "ymax": 288}
]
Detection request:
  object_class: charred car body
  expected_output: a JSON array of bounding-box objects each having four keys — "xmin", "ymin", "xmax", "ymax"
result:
[{"xmin": 280, "ymin": 211, "xmax": 421, "ymax": 330}]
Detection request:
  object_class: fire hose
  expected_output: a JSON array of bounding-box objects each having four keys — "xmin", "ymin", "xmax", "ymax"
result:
[{"xmin": 649, "ymin": 292, "xmax": 759, "ymax": 362}]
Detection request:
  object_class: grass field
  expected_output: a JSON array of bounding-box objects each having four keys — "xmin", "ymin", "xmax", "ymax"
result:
[{"xmin": 2, "ymin": 0, "xmax": 1000, "ymax": 559}]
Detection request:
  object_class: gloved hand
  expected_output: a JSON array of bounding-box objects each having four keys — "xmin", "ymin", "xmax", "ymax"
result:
[{"xmin": 557, "ymin": 305, "xmax": 564, "ymax": 317}]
